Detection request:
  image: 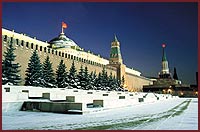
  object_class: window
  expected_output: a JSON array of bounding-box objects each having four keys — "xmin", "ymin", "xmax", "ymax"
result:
[
  {"xmin": 3, "ymin": 35, "xmax": 7, "ymax": 41},
  {"xmin": 31, "ymin": 43, "xmax": 34, "ymax": 49},
  {"xmin": 52, "ymin": 49, "xmax": 54, "ymax": 54},
  {"xmin": 21, "ymin": 40, "xmax": 24, "ymax": 46},
  {"xmin": 40, "ymin": 46, "xmax": 42, "ymax": 51},
  {"xmin": 65, "ymin": 53, "xmax": 67, "ymax": 58},
  {"xmin": 68, "ymin": 54, "xmax": 70, "ymax": 59},
  {"xmin": 55, "ymin": 50, "xmax": 57, "ymax": 55},
  {"xmin": 62, "ymin": 53, "xmax": 64, "ymax": 57},
  {"xmin": 36, "ymin": 45, "xmax": 38, "ymax": 50},
  {"xmin": 48, "ymin": 48, "xmax": 50, "ymax": 53},
  {"xmin": 26, "ymin": 42, "xmax": 29, "ymax": 48},
  {"xmin": 71, "ymin": 55, "xmax": 73, "ymax": 59},
  {"xmin": 59, "ymin": 51, "xmax": 61, "ymax": 56},
  {"xmin": 10, "ymin": 37, "xmax": 13, "ymax": 43},
  {"xmin": 16, "ymin": 39, "xmax": 19, "ymax": 45},
  {"xmin": 44, "ymin": 47, "xmax": 47, "ymax": 52}
]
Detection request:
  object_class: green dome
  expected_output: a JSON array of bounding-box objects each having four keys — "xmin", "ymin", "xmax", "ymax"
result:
[{"xmin": 49, "ymin": 33, "xmax": 78, "ymax": 48}]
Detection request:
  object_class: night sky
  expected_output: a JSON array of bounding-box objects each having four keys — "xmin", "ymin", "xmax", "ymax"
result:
[{"xmin": 2, "ymin": 2, "xmax": 198, "ymax": 84}]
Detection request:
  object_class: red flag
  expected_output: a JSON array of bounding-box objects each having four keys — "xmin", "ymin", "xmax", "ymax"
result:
[{"xmin": 62, "ymin": 22, "xmax": 67, "ymax": 29}]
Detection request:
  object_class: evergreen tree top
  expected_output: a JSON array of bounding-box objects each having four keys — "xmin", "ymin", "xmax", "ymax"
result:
[{"xmin": 2, "ymin": 41, "xmax": 21, "ymax": 85}]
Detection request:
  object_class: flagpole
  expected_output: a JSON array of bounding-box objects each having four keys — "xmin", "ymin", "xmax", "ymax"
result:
[{"xmin": 61, "ymin": 26, "xmax": 63, "ymax": 34}]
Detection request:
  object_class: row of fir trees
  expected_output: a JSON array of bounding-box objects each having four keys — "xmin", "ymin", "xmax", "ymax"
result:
[{"xmin": 2, "ymin": 42, "xmax": 126, "ymax": 92}]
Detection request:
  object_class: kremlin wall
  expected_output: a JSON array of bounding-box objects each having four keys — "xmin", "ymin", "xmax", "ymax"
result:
[{"xmin": 2, "ymin": 28, "xmax": 152, "ymax": 91}]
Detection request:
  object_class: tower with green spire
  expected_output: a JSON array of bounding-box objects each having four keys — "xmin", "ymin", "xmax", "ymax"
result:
[
  {"xmin": 159, "ymin": 44, "xmax": 171, "ymax": 79},
  {"xmin": 108, "ymin": 35, "xmax": 126, "ymax": 87},
  {"xmin": 109, "ymin": 35, "xmax": 123, "ymax": 64}
]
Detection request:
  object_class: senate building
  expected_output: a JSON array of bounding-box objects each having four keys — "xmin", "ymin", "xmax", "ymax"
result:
[{"xmin": 2, "ymin": 25, "xmax": 153, "ymax": 92}]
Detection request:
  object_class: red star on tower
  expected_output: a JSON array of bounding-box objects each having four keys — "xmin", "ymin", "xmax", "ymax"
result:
[{"xmin": 162, "ymin": 44, "xmax": 166, "ymax": 48}]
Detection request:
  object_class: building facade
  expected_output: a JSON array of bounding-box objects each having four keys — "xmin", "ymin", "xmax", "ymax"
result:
[
  {"xmin": 143, "ymin": 44, "xmax": 198, "ymax": 97},
  {"xmin": 2, "ymin": 28, "xmax": 152, "ymax": 91}
]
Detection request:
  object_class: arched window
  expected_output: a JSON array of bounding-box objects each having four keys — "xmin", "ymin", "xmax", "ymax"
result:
[
  {"xmin": 40, "ymin": 46, "xmax": 43, "ymax": 51},
  {"xmin": 59, "ymin": 51, "xmax": 61, "ymax": 56},
  {"xmin": 71, "ymin": 55, "xmax": 73, "ymax": 60},
  {"xmin": 55, "ymin": 50, "xmax": 58, "ymax": 55},
  {"xmin": 31, "ymin": 43, "xmax": 34, "ymax": 49},
  {"xmin": 26, "ymin": 42, "xmax": 29, "ymax": 48},
  {"xmin": 36, "ymin": 45, "xmax": 38, "ymax": 50},
  {"xmin": 10, "ymin": 37, "xmax": 13, "ymax": 43},
  {"xmin": 16, "ymin": 39, "xmax": 19, "ymax": 45},
  {"xmin": 65, "ymin": 53, "xmax": 67, "ymax": 58},
  {"xmin": 21, "ymin": 40, "xmax": 24, "ymax": 47},
  {"xmin": 68, "ymin": 54, "xmax": 70, "ymax": 59},
  {"xmin": 52, "ymin": 49, "xmax": 54, "ymax": 54},
  {"xmin": 62, "ymin": 52, "xmax": 64, "ymax": 57}
]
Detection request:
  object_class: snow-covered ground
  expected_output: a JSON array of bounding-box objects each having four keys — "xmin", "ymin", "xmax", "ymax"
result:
[
  {"xmin": 3, "ymin": 98, "xmax": 198, "ymax": 130},
  {"xmin": 2, "ymin": 85, "xmax": 175, "ymax": 112}
]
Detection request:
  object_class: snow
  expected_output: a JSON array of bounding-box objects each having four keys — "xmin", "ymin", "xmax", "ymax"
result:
[
  {"xmin": 2, "ymin": 98, "xmax": 198, "ymax": 130},
  {"xmin": 2, "ymin": 85, "xmax": 198, "ymax": 130}
]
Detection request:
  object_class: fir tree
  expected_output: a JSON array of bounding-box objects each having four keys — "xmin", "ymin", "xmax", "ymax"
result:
[
  {"xmin": 88, "ymin": 71, "xmax": 97, "ymax": 90},
  {"xmin": 95, "ymin": 72, "xmax": 103, "ymax": 90},
  {"xmin": 25, "ymin": 50, "xmax": 43, "ymax": 87},
  {"xmin": 55, "ymin": 60, "xmax": 68, "ymax": 88},
  {"xmin": 101, "ymin": 67, "xmax": 108, "ymax": 89},
  {"xmin": 77, "ymin": 65, "xmax": 85, "ymax": 89},
  {"xmin": 68, "ymin": 61, "xmax": 78, "ymax": 88},
  {"xmin": 108, "ymin": 72, "xmax": 116, "ymax": 91},
  {"xmin": 2, "ymin": 41, "xmax": 21, "ymax": 85},
  {"xmin": 112, "ymin": 75, "xmax": 121, "ymax": 91},
  {"xmin": 42, "ymin": 56, "xmax": 56, "ymax": 88},
  {"xmin": 84, "ymin": 66, "xmax": 90, "ymax": 89}
]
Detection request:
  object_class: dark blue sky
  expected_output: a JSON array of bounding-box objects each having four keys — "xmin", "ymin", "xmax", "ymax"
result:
[{"xmin": 2, "ymin": 2, "xmax": 198, "ymax": 84}]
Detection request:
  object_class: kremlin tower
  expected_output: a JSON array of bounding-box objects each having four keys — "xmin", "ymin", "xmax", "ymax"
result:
[
  {"xmin": 109, "ymin": 35, "xmax": 123, "ymax": 65},
  {"xmin": 159, "ymin": 44, "xmax": 172, "ymax": 79},
  {"xmin": 108, "ymin": 35, "xmax": 126, "ymax": 87}
]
